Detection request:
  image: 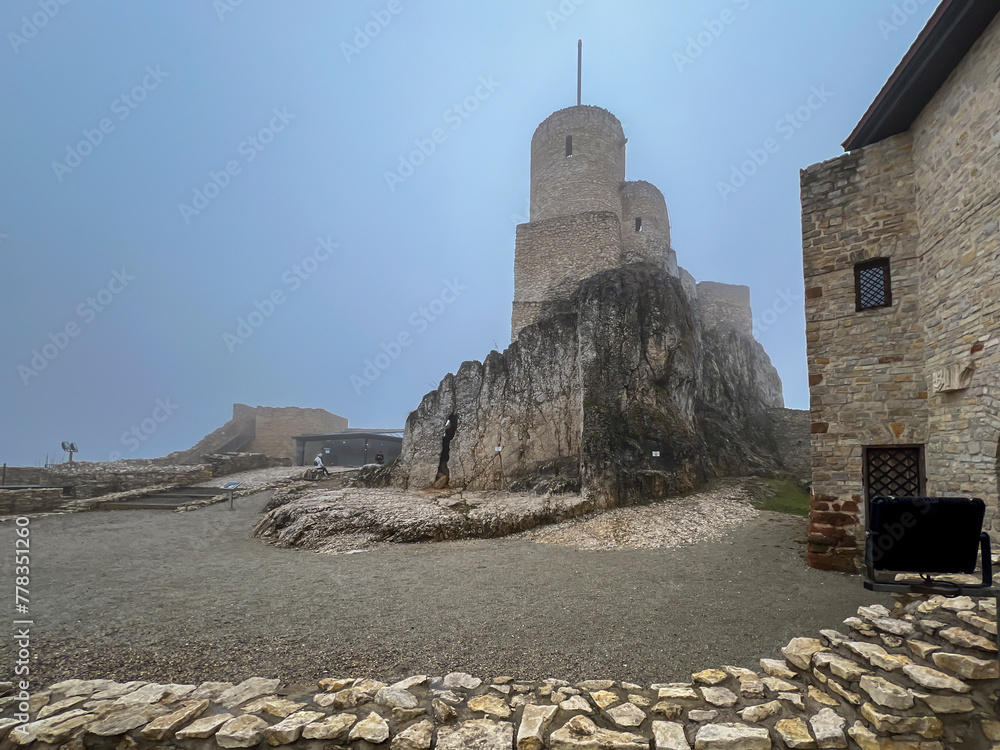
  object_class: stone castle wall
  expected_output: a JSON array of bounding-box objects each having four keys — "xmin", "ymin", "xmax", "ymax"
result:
[
  {"xmin": 0, "ymin": 487, "xmax": 64, "ymax": 514},
  {"xmin": 767, "ymin": 408, "xmax": 812, "ymax": 484},
  {"xmin": 246, "ymin": 406, "xmax": 348, "ymax": 460},
  {"xmin": 801, "ymin": 133, "xmax": 926, "ymax": 571},
  {"xmin": 529, "ymin": 106, "xmax": 625, "ymax": 223},
  {"xmin": 620, "ymin": 180, "xmax": 673, "ymax": 270},
  {"xmin": 512, "ymin": 212, "xmax": 623, "ymax": 337},
  {"xmin": 910, "ymin": 12, "xmax": 1000, "ymax": 539},
  {"xmin": 801, "ymin": 13, "xmax": 1000, "ymax": 569},
  {"xmin": 696, "ymin": 281, "xmax": 753, "ymax": 338}
]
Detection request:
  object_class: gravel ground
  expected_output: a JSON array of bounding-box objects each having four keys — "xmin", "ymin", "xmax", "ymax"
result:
[{"xmin": 0, "ymin": 486, "xmax": 890, "ymax": 688}]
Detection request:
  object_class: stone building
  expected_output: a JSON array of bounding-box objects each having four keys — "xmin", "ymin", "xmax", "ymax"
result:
[{"xmin": 801, "ymin": 1, "xmax": 1000, "ymax": 571}]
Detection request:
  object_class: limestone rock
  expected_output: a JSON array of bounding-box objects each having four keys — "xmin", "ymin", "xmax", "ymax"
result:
[
  {"xmin": 782, "ymin": 638, "xmax": 828, "ymax": 670},
  {"xmin": 902, "ymin": 663, "xmax": 972, "ymax": 692},
  {"xmin": 825, "ymin": 679, "xmax": 861, "ymax": 706},
  {"xmin": 264, "ymin": 710, "xmax": 326, "ymax": 745},
  {"xmin": 517, "ymin": 704, "xmax": 558, "ymax": 750},
  {"xmin": 859, "ymin": 703, "xmax": 943, "ymax": 738},
  {"xmin": 807, "ymin": 687, "xmax": 838, "ymax": 707},
  {"xmin": 653, "ymin": 721, "xmax": 692, "ymax": 750},
  {"xmin": 688, "ymin": 710, "xmax": 719, "ymax": 722},
  {"xmin": 738, "ymin": 700, "xmax": 781, "ymax": 723},
  {"xmin": 218, "ymin": 677, "xmax": 281, "ymax": 708},
  {"xmin": 175, "ymin": 712, "xmax": 235, "ymax": 739},
  {"xmin": 912, "ymin": 693, "xmax": 975, "ymax": 713},
  {"xmin": 628, "ymin": 693, "xmax": 652, "ymax": 707},
  {"xmin": 560, "ymin": 694, "xmax": 592, "ymax": 713},
  {"xmin": 216, "ymin": 714, "xmax": 269, "ymax": 748},
  {"xmin": 240, "ymin": 696, "xmax": 303, "ymax": 717},
  {"xmin": 957, "ymin": 610, "xmax": 997, "ymax": 635},
  {"xmin": 432, "ymin": 689, "xmax": 464, "ymax": 704},
  {"xmin": 391, "ymin": 675, "xmax": 428, "ymax": 690},
  {"xmin": 468, "ymin": 693, "xmax": 511, "ymax": 718},
  {"xmin": 549, "ymin": 715, "xmax": 646, "ymax": 750},
  {"xmin": 982, "ymin": 720, "xmax": 1000, "ymax": 741},
  {"xmin": 301, "ymin": 713, "xmax": 355, "ymax": 740},
  {"xmin": 693, "ymin": 722, "xmax": 770, "ymax": 750},
  {"xmin": 36, "ymin": 696, "xmax": 88, "ymax": 720},
  {"xmin": 858, "ymin": 675, "xmax": 913, "ymax": 709},
  {"xmin": 652, "ymin": 701, "xmax": 684, "ymax": 719},
  {"xmin": 812, "ymin": 652, "xmax": 869, "ymax": 681},
  {"xmin": 348, "ymin": 711, "xmax": 391, "ymax": 744},
  {"xmin": 432, "ymin": 698, "xmax": 457, "ymax": 723},
  {"xmin": 438, "ymin": 719, "xmax": 514, "ymax": 750},
  {"xmin": 693, "ymin": 669, "xmax": 729, "ymax": 685},
  {"xmin": 659, "ymin": 685, "xmax": 700, "ymax": 701},
  {"xmin": 328, "ymin": 685, "xmax": 376, "ymax": 708},
  {"xmin": 760, "ymin": 659, "xmax": 797, "ymax": 679},
  {"xmin": 778, "ymin": 692, "xmax": 804, "ymax": 710},
  {"xmin": 774, "ymin": 718, "xmax": 815, "ymax": 749},
  {"xmin": 606, "ymin": 702, "xmax": 646, "ymax": 728},
  {"xmin": 939, "ymin": 596, "xmax": 976, "ymax": 611},
  {"xmin": 140, "ymin": 699, "xmax": 210, "ymax": 740},
  {"xmin": 377, "ymin": 686, "xmax": 420, "ymax": 709},
  {"xmin": 392, "ymin": 718, "xmax": 434, "ymax": 750},
  {"xmin": 577, "ymin": 680, "xmax": 616, "ymax": 691},
  {"xmin": 188, "ymin": 681, "xmax": 234, "ymax": 701},
  {"xmin": 49, "ymin": 679, "xmax": 116, "ymax": 698},
  {"xmin": 442, "ymin": 672, "xmax": 482, "ymax": 690},
  {"xmin": 761, "ymin": 676, "xmax": 797, "ymax": 693},
  {"xmin": 809, "ymin": 708, "xmax": 847, "ymax": 749},
  {"xmin": 590, "ymin": 690, "xmax": 620, "ymax": 709},
  {"xmin": 931, "ymin": 650, "xmax": 999, "ymax": 679},
  {"xmin": 701, "ymin": 687, "xmax": 738, "ymax": 707},
  {"xmin": 843, "ymin": 641, "xmax": 912, "ymax": 671},
  {"xmin": 738, "ymin": 677, "xmax": 764, "ymax": 699},
  {"xmin": 938, "ymin": 626, "xmax": 997, "ymax": 652},
  {"xmin": 818, "ymin": 630, "xmax": 850, "ymax": 647},
  {"xmin": 86, "ymin": 704, "xmax": 169, "ymax": 736},
  {"xmin": 317, "ymin": 677, "xmax": 354, "ymax": 692},
  {"xmin": 870, "ymin": 618, "xmax": 915, "ymax": 637},
  {"xmin": 906, "ymin": 640, "xmax": 940, "ymax": 659}
]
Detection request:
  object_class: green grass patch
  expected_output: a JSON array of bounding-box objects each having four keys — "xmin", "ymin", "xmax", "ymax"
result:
[{"xmin": 754, "ymin": 478, "xmax": 810, "ymax": 517}]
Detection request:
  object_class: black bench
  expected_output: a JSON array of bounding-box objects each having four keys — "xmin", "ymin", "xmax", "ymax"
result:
[{"xmin": 863, "ymin": 496, "xmax": 999, "ymax": 653}]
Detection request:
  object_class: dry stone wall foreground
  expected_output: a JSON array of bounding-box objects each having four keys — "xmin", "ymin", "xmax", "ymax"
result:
[{"xmin": 2, "ymin": 586, "xmax": 997, "ymax": 749}]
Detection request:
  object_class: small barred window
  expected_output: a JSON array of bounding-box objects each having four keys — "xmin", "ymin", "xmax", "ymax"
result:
[{"xmin": 855, "ymin": 258, "xmax": 892, "ymax": 311}]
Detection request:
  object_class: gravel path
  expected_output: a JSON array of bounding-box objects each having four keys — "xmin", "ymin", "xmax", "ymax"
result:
[{"xmin": 0, "ymin": 487, "xmax": 889, "ymax": 688}]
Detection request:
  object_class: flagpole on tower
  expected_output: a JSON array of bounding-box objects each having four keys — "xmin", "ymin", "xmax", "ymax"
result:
[{"xmin": 577, "ymin": 39, "xmax": 582, "ymax": 106}]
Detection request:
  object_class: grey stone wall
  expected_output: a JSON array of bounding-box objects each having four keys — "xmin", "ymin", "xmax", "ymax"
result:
[
  {"xmin": 696, "ymin": 281, "xmax": 753, "ymax": 338},
  {"xmin": 512, "ymin": 212, "xmax": 623, "ymax": 337},
  {"xmin": 801, "ymin": 13, "xmax": 1000, "ymax": 569},
  {"xmin": 0, "ymin": 466, "xmax": 46, "ymax": 485},
  {"xmin": 0, "ymin": 487, "xmax": 64, "ymax": 514},
  {"xmin": 620, "ymin": 180, "xmax": 673, "ymax": 270},
  {"xmin": 767, "ymin": 408, "xmax": 811, "ymax": 483},
  {"xmin": 45, "ymin": 462, "xmax": 213, "ymax": 499},
  {"xmin": 529, "ymin": 106, "xmax": 625, "ymax": 223}
]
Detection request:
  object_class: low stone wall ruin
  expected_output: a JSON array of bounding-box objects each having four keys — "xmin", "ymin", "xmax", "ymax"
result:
[
  {"xmin": 0, "ymin": 488, "xmax": 64, "ymax": 515},
  {"xmin": 2, "ymin": 588, "xmax": 996, "ymax": 748}
]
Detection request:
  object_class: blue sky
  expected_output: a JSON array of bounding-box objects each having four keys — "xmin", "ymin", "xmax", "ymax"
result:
[{"xmin": 0, "ymin": 0, "xmax": 936, "ymax": 466}]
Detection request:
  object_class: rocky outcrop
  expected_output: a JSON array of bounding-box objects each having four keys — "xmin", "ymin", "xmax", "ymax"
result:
[{"xmin": 394, "ymin": 263, "xmax": 790, "ymax": 506}]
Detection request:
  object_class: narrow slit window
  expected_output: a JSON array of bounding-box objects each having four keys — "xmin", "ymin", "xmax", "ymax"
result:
[
  {"xmin": 855, "ymin": 258, "xmax": 892, "ymax": 311},
  {"xmin": 565, "ymin": 136, "xmax": 573, "ymax": 157},
  {"xmin": 635, "ymin": 217, "xmax": 643, "ymax": 232}
]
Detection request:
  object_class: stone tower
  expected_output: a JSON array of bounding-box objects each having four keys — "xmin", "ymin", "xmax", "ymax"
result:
[{"xmin": 512, "ymin": 105, "xmax": 679, "ymax": 338}]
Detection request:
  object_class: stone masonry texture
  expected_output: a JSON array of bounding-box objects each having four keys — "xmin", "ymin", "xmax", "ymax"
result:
[
  {"xmin": 3, "ymin": 585, "xmax": 997, "ymax": 749},
  {"xmin": 801, "ymin": 13, "xmax": 1000, "ymax": 571}
]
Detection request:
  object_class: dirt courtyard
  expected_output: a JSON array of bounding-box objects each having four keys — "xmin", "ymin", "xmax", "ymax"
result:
[{"xmin": 0, "ymin": 488, "xmax": 889, "ymax": 688}]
